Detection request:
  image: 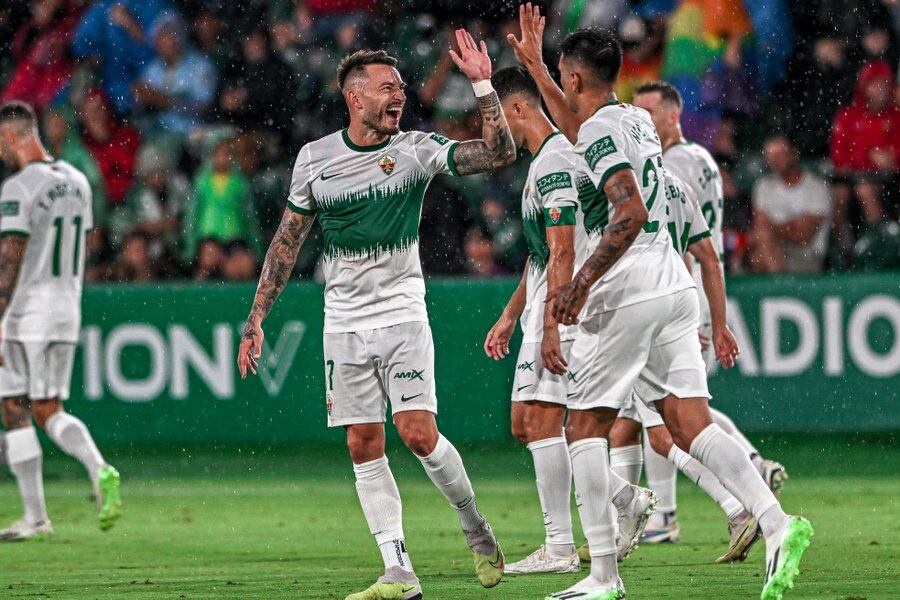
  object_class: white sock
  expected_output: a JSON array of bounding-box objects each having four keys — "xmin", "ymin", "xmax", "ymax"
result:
[
  {"xmin": 569, "ymin": 438, "xmax": 618, "ymax": 584},
  {"xmin": 416, "ymin": 434, "xmax": 485, "ymax": 533},
  {"xmin": 378, "ymin": 538, "xmax": 414, "ymax": 573},
  {"xmin": 710, "ymin": 407, "xmax": 759, "ymax": 458},
  {"xmin": 527, "ymin": 436, "xmax": 575, "ymax": 555},
  {"xmin": 669, "ymin": 445, "xmax": 744, "ymax": 519},
  {"xmin": 6, "ymin": 427, "xmax": 49, "ymax": 526},
  {"xmin": 609, "ymin": 444, "xmax": 642, "ymax": 486},
  {"xmin": 45, "ymin": 412, "xmax": 106, "ymax": 481},
  {"xmin": 353, "ymin": 456, "xmax": 413, "ymax": 574},
  {"xmin": 608, "ymin": 467, "xmax": 634, "ymax": 510},
  {"xmin": 643, "ymin": 431, "xmax": 677, "ymax": 514},
  {"xmin": 689, "ymin": 424, "xmax": 788, "ymax": 541}
]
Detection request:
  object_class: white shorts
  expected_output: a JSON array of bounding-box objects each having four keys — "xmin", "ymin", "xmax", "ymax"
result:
[
  {"xmin": 618, "ymin": 392, "xmax": 664, "ymax": 429},
  {"xmin": 0, "ymin": 341, "xmax": 75, "ymax": 400},
  {"xmin": 566, "ymin": 288, "xmax": 710, "ymax": 411},
  {"xmin": 322, "ymin": 321, "xmax": 437, "ymax": 427},
  {"xmin": 511, "ymin": 340, "xmax": 574, "ymax": 405}
]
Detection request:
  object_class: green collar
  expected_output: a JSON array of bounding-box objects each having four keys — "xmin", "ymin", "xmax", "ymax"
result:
[
  {"xmin": 341, "ymin": 129, "xmax": 393, "ymax": 152},
  {"xmin": 533, "ymin": 131, "xmax": 563, "ymax": 158},
  {"xmin": 591, "ymin": 97, "xmax": 621, "ymax": 118}
]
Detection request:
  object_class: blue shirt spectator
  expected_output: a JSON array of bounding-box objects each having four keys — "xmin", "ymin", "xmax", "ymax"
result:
[
  {"xmin": 71, "ymin": 0, "xmax": 171, "ymax": 115},
  {"xmin": 134, "ymin": 13, "xmax": 216, "ymax": 136}
]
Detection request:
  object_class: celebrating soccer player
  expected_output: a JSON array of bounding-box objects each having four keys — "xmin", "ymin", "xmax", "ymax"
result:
[
  {"xmin": 509, "ymin": 4, "xmax": 813, "ymax": 599},
  {"xmin": 0, "ymin": 101, "xmax": 121, "ymax": 541},
  {"xmin": 238, "ymin": 30, "xmax": 516, "ymax": 600},
  {"xmin": 483, "ymin": 65, "xmax": 585, "ymax": 575}
]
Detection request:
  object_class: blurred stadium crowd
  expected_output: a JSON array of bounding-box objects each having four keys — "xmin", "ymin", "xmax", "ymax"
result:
[{"xmin": 0, "ymin": 0, "xmax": 898, "ymax": 282}]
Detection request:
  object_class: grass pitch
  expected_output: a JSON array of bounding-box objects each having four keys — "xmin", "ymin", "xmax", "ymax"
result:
[{"xmin": 1, "ymin": 434, "xmax": 897, "ymax": 599}]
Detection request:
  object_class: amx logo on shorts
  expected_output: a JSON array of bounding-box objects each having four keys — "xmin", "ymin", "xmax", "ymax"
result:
[
  {"xmin": 517, "ymin": 361, "xmax": 535, "ymax": 372},
  {"xmin": 394, "ymin": 369, "xmax": 425, "ymax": 381}
]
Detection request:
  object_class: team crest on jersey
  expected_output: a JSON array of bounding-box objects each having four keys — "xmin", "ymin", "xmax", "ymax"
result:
[
  {"xmin": 549, "ymin": 207, "xmax": 561, "ymax": 223},
  {"xmin": 378, "ymin": 154, "xmax": 396, "ymax": 175},
  {"xmin": 326, "ymin": 392, "xmax": 333, "ymax": 415}
]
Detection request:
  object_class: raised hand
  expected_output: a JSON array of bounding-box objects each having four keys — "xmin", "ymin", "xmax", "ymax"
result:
[
  {"xmin": 449, "ymin": 28, "xmax": 492, "ymax": 82},
  {"xmin": 506, "ymin": 2, "xmax": 546, "ymax": 73}
]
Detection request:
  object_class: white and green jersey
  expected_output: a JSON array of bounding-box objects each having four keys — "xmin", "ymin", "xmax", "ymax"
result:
[
  {"xmin": 0, "ymin": 159, "xmax": 92, "ymax": 343},
  {"xmin": 520, "ymin": 131, "xmax": 586, "ymax": 344},
  {"xmin": 663, "ymin": 141, "xmax": 722, "ymax": 259},
  {"xmin": 287, "ymin": 129, "xmax": 460, "ymax": 333},
  {"xmin": 663, "ymin": 140, "xmax": 723, "ymax": 316},
  {"xmin": 664, "ymin": 171, "xmax": 710, "ymax": 257},
  {"xmin": 574, "ymin": 102, "xmax": 693, "ymax": 315}
]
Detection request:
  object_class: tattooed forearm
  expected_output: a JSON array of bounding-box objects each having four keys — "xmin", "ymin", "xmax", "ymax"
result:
[
  {"xmin": 576, "ymin": 169, "xmax": 647, "ymax": 286},
  {"xmin": 243, "ymin": 210, "xmax": 315, "ymax": 337},
  {"xmin": 452, "ymin": 91, "xmax": 516, "ymax": 175},
  {"xmin": 0, "ymin": 235, "xmax": 27, "ymax": 322}
]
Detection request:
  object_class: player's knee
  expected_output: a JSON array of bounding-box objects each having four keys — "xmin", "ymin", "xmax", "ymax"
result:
[
  {"xmin": 397, "ymin": 424, "xmax": 437, "ymax": 457},
  {"xmin": 647, "ymin": 426, "xmax": 673, "ymax": 457},
  {"xmin": 2, "ymin": 397, "xmax": 32, "ymax": 429},
  {"xmin": 610, "ymin": 420, "xmax": 641, "ymax": 447},
  {"xmin": 510, "ymin": 419, "xmax": 528, "ymax": 445},
  {"xmin": 522, "ymin": 409, "xmax": 561, "ymax": 444},
  {"xmin": 31, "ymin": 400, "xmax": 62, "ymax": 429},
  {"xmin": 346, "ymin": 431, "xmax": 381, "ymax": 463}
]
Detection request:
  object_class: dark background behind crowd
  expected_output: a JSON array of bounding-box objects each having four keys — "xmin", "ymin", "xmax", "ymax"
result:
[{"xmin": 0, "ymin": 0, "xmax": 898, "ymax": 283}]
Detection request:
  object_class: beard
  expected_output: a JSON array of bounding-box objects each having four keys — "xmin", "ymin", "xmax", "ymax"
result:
[{"xmin": 362, "ymin": 109, "xmax": 400, "ymax": 136}]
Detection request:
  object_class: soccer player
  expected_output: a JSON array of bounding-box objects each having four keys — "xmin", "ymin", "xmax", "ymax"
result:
[
  {"xmin": 509, "ymin": 5, "xmax": 812, "ymax": 599},
  {"xmin": 609, "ymin": 172, "xmax": 760, "ymax": 563},
  {"xmin": 237, "ymin": 36, "xmax": 515, "ymax": 600},
  {"xmin": 630, "ymin": 81, "xmax": 788, "ymax": 543},
  {"xmin": 0, "ymin": 101, "xmax": 121, "ymax": 541},
  {"xmin": 483, "ymin": 66, "xmax": 583, "ymax": 574}
]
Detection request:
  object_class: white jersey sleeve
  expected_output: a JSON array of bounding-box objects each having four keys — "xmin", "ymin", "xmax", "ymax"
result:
[
  {"xmin": 580, "ymin": 124, "xmax": 632, "ymax": 187},
  {"xmin": 287, "ymin": 144, "xmax": 316, "ymax": 215},
  {"xmin": 0, "ymin": 179, "xmax": 34, "ymax": 236},
  {"xmin": 409, "ymin": 131, "xmax": 461, "ymax": 178},
  {"xmin": 536, "ymin": 150, "xmax": 580, "ymax": 222}
]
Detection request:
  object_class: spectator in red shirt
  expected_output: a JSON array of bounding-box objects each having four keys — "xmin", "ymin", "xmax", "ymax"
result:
[
  {"xmin": 1, "ymin": 0, "xmax": 83, "ymax": 112},
  {"xmin": 830, "ymin": 60, "xmax": 899, "ymax": 230},
  {"xmin": 78, "ymin": 88, "xmax": 141, "ymax": 204}
]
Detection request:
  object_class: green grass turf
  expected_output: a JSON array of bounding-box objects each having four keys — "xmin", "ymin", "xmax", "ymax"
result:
[{"xmin": 1, "ymin": 434, "xmax": 897, "ymax": 599}]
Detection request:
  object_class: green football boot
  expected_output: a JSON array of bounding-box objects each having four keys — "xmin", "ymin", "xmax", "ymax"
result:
[
  {"xmin": 345, "ymin": 568, "xmax": 422, "ymax": 600},
  {"xmin": 97, "ymin": 466, "xmax": 122, "ymax": 531},
  {"xmin": 761, "ymin": 516, "xmax": 814, "ymax": 600},
  {"xmin": 466, "ymin": 522, "xmax": 503, "ymax": 588}
]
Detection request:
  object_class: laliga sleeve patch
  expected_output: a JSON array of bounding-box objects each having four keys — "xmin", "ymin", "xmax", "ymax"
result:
[
  {"xmin": 543, "ymin": 206, "xmax": 576, "ymax": 226},
  {"xmin": 1, "ymin": 200, "xmax": 19, "ymax": 216},
  {"xmin": 429, "ymin": 133, "xmax": 450, "ymax": 146},
  {"xmin": 536, "ymin": 172, "xmax": 573, "ymax": 196},
  {"xmin": 585, "ymin": 135, "xmax": 617, "ymax": 171}
]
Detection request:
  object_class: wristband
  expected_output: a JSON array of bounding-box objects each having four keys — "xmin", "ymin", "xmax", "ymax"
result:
[{"xmin": 472, "ymin": 79, "xmax": 494, "ymax": 97}]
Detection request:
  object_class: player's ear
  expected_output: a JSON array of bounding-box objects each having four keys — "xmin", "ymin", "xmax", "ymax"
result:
[
  {"xmin": 513, "ymin": 100, "xmax": 526, "ymax": 118},
  {"xmin": 345, "ymin": 89, "xmax": 362, "ymax": 111},
  {"xmin": 567, "ymin": 70, "xmax": 582, "ymax": 95}
]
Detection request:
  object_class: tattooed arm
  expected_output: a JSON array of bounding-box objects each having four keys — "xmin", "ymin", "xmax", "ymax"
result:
[
  {"xmin": 447, "ymin": 28, "xmax": 516, "ymax": 175},
  {"xmin": 238, "ymin": 209, "xmax": 315, "ymax": 378},
  {"xmin": 548, "ymin": 169, "xmax": 648, "ymax": 325},
  {"xmin": 0, "ymin": 235, "xmax": 27, "ymax": 365}
]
